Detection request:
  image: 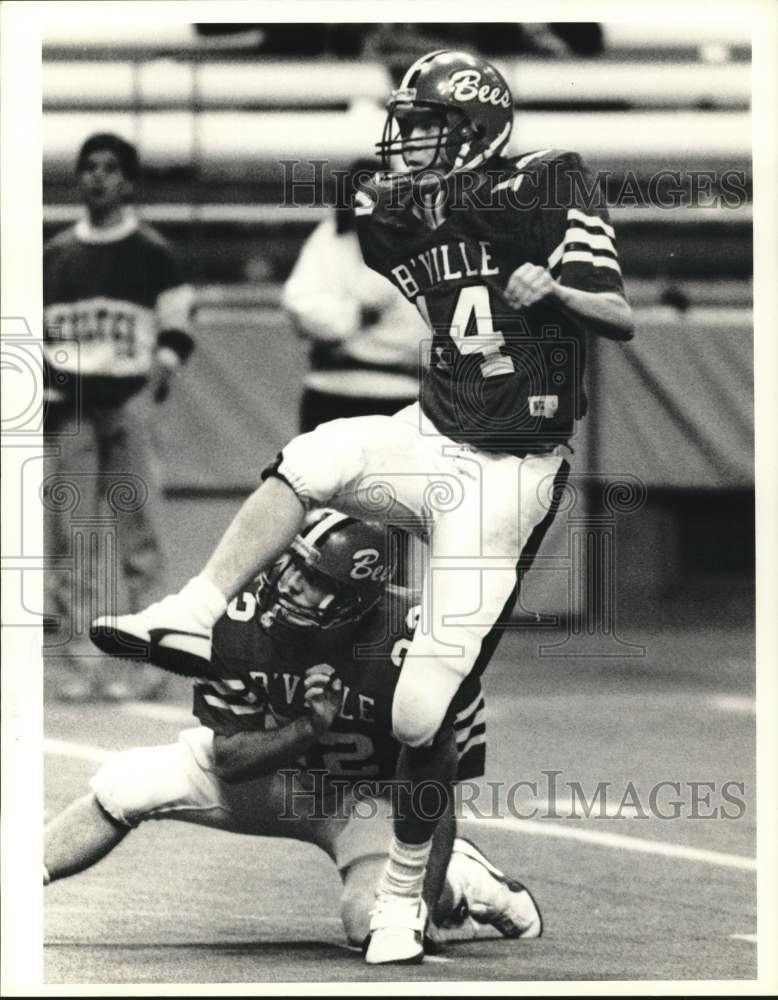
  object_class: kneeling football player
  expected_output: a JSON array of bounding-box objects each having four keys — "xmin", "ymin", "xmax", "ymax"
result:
[{"xmin": 46, "ymin": 510, "xmax": 542, "ymax": 951}]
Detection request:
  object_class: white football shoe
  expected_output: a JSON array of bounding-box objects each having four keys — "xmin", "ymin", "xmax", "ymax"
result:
[
  {"xmin": 364, "ymin": 895, "xmax": 428, "ymax": 965},
  {"xmin": 446, "ymin": 837, "xmax": 543, "ymax": 939},
  {"xmin": 90, "ymin": 593, "xmax": 212, "ymax": 677}
]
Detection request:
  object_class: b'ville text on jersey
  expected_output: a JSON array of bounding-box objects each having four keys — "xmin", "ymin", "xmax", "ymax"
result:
[
  {"xmin": 251, "ymin": 669, "xmax": 376, "ymax": 723},
  {"xmin": 391, "ymin": 241, "xmax": 499, "ymax": 299}
]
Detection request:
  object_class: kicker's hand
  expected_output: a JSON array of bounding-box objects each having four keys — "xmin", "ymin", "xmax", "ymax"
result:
[
  {"xmin": 505, "ymin": 263, "xmax": 559, "ymax": 309},
  {"xmin": 304, "ymin": 664, "xmax": 342, "ymax": 735}
]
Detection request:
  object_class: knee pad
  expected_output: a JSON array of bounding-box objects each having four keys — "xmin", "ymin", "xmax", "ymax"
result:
[
  {"xmin": 391, "ymin": 686, "xmax": 449, "ymax": 748},
  {"xmin": 90, "ymin": 741, "xmax": 200, "ymax": 827},
  {"xmin": 272, "ymin": 417, "xmax": 386, "ymax": 509},
  {"xmin": 90, "ymin": 747, "xmax": 159, "ymax": 827},
  {"xmin": 391, "ymin": 656, "xmax": 465, "ymax": 747}
]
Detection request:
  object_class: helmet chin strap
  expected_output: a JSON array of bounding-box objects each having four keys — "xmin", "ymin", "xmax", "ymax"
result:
[{"xmin": 409, "ymin": 121, "xmax": 492, "ymax": 185}]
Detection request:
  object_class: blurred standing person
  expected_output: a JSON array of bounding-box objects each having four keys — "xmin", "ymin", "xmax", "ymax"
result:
[
  {"xmin": 282, "ymin": 158, "xmax": 428, "ymax": 432},
  {"xmin": 43, "ymin": 133, "xmax": 195, "ymax": 701}
]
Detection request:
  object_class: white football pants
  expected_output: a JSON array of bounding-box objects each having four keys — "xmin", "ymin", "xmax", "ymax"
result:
[
  {"xmin": 274, "ymin": 403, "xmax": 566, "ymax": 747},
  {"xmin": 91, "ymin": 726, "xmax": 398, "ymax": 946}
]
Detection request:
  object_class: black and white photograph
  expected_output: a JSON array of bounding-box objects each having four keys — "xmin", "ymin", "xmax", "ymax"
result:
[{"xmin": 1, "ymin": 0, "xmax": 776, "ymax": 992}]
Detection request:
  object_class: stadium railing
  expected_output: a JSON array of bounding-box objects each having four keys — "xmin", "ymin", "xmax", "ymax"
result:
[
  {"xmin": 42, "ymin": 58, "xmax": 749, "ymax": 110},
  {"xmin": 41, "ymin": 21, "xmax": 751, "ymax": 61},
  {"xmin": 42, "ymin": 107, "xmax": 751, "ymax": 177}
]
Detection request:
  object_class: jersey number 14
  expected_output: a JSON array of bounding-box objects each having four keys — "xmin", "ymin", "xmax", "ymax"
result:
[{"xmin": 419, "ymin": 285, "xmax": 515, "ymax": 378}]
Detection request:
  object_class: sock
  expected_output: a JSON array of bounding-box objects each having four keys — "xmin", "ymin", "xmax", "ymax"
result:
[
  {"xmin": 376, "ymin": 836, "xmax": 432, "ymax": 899},
  {"xmin": 43, "ymin": 865, "xmax": 50, "ymax": 886},
  {"xmin": 179, "ymin": 575, "xmax": 228, "ymax": 629}
]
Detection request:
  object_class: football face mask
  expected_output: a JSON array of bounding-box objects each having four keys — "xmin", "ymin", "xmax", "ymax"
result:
[
  {"xmin": 379, "ymin": 104, "xmax": 469, "ymax": 176},
  {"xmin": 258, "ymin": 553, "xmax": 357, "ymax": 636},
  {"xmin": 376, "ymin": 49, "xmax": 514, "ymax": 178},
  {"xmin": 256, "ymin": 509, "xmax": 394, "ymax": 640}
]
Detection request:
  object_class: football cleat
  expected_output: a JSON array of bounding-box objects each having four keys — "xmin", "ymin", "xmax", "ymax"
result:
[
  {"xmin": 447, "ymin": 837, "xmax": 543, "ymax": 939},
  {"xmin": 90, "ymin": 594, "xmax": 212, "ymax": 678},
  {"xmin": 364, "ymin": 895, "xmax": 428, "ymax": 965}
]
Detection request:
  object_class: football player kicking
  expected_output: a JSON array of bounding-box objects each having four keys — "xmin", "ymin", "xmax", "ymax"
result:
[
  {"xmin": 48, "ymin": 510, "xmax": 541, "ymax": 952},
  {"xmin": 91, "ymin": 50, "xmax": 633, "ymax": 963}
]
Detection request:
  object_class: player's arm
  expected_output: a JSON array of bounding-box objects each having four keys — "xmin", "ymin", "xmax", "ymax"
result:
[
  {"xmin": 505, "ymin": 266, "xmax": 634, "ymax": 342},
  {"xmin": 151, "ymin": 237, "xmax": 196, "ymax": 401},
  {"xmin": 505, "ymin": 151, "xmax": 634, "ymax": 342},
  {"xmin": 213, "ymin": 665, "xmax": 342, "ymax": 783}
]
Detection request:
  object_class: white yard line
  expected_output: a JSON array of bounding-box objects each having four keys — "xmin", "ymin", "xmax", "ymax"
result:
[
  {"xmin": 332, "ymin": 943, "xmax": 450, "ymax": 963},
  {"xmin": 45, "ymin": 736, "xmax": 756, "ymax": 874},
  {"xmin": 121, "ymin": 702, "xmax": 195, "ymax": 724},
  {"xmin": 44, "ymin": 738, "xmax": 112, "ymax": 764},
  {"xmin": 730, "ymin": 933, "xmax": 757, "ymax": 943},
  {"xmin": 709, "ymin": 695, "xmax": 755, "ymax": 714},
  {"xmin": 500, "ymin": 798, "xmax": 642, "ymax": 820},
  {"xmin": 464, "ymin": 816, "xmax": 756, "ymax": 872}
]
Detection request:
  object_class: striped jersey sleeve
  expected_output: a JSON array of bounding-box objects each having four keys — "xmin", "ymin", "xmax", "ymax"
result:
[
  {"xmin": 541, "ymin": 152, "xmax": 624, "ymax": 295},
  {"xmin": 192, "ymin": 672, "xmax": 268, "ymax": 737}
]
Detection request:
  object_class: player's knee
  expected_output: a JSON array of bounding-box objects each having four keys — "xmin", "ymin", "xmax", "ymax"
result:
[
  {"xmin": 391, "ymin": 654, "xmax": 466, "ymax": 747},
  {"xmin": 274, "ymin": 416, "xmax": 391, "ymax": 508},
  {"xmin": 339, "ymin": 877, "xmax": 374, "ymax": 947},
  {"xmin": 392, "ymin": 691, "xmax": 448, "ymax": 748},
  {"xmin": 89, "ymin": 747, "xmax": 156, "ymax": 827}
]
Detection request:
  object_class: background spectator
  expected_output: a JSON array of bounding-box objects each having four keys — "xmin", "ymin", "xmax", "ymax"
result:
[
  {"xmin": 281, "ymin": 157, "xmax": 429, "ymax": 432},
  {"xmin": 43, "ymin": 132, "xmax": 195, "ymax": 701}
]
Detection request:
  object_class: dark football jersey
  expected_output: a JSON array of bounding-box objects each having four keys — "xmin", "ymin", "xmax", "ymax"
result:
[
  {"xmin": 192, "ymin": 583, "xmax": 485, "ymax": 784},
  {"xmin": 356, "ymin": 150, "xmax": 625, "ymax": 456},
  {"xmin": 43, "ymin": 216, "xmax": 193, "ymax": 407}
]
